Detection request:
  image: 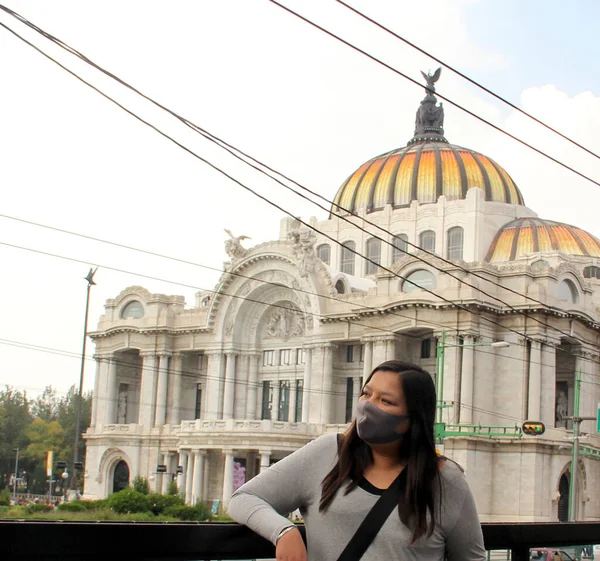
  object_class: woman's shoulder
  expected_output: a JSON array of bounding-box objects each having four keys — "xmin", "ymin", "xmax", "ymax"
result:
[{"xmin": 438, "ymin": 457, "xmax": 468, "ymax": 486}]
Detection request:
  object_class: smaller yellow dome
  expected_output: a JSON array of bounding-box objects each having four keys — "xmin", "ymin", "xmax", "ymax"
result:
[{"xmin": 486, "ymin": 218, "xmax": 600, "ymax": 262}]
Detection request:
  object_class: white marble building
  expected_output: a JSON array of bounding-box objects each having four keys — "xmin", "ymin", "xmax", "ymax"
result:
[{"xmin": 84, "ymin": 79, "xmax": 600, "ymax": 522}]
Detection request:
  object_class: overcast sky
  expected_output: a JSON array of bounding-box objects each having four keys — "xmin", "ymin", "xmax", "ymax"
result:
[{"xmin": 1, "ymin": 0, "xmax": 599, "ymax": 396}]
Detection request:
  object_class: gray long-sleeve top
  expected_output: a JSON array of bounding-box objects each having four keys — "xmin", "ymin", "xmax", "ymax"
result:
[{"xmin": 228, "ymin": 434, "xmax": 486, "ymax": 561}]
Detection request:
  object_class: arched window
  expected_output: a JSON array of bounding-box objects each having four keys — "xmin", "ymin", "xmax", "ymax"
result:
[
  {"xmin": 340, "ymin": 241, "xmax": 355, "ymax": 275},
  {"xmin": 558, "ymin": 279, "xmax": 579, "ymax": 304},
  {"xmin": 335, "ymin": 279, "xmax": 346, "ymax": 294},
  {"xmin": 392, "ymin": 234, "xmax": 409, "ymax": 262},
  {"xmin": 121, "ymin": 301, "xmax": 144, "ymax": 319},
  {"xmin": 583, "ymin": 266, "xmax": 600, "ymax": 279},
  {"xmin": 447, "ymin": 227, "xmax": 464, "ymax": 260},
  {"xmin": 317, "ymin": 244, "xmax": 331, "ymax": 265},
  {"xmin": 401, "ymin": 270, "xmax": 436, "ymax": 293},
  {"xmin": 419, "ymin": 230, "xmax": 436, "ymax": 253},
  {"xmin": 365, "ymin": 238, "xmax": 381, "ymax": 275}
]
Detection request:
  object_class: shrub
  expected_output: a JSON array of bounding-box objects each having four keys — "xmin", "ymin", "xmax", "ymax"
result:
[
  {"xmin": 132, "ymin": 476, "xmax": 150, "ymax": 495},
  {"xmin": 164, "ymin": 501, "xmax": 211, "ymax": 522},
  {"xmin": 147, "ymin": 493, "xmax": 184, "ymax": 514},
  {"xmin": 80, "ymin": 499, "xmax": 108, "ymax": 510},
  {"xmin": 107, "ymin": 488, "xmax": 151, "ymax": 514},
  {"xmin": 27, "ymin": 503, "xmax": 53, "ymax": 513},
  {"xmin": 57, "ymin": 501, "xmax": 87, "ymax": 512},
  {"xmin": 167, "ymin": 481, "xmax": 178, "ymax": 496},
  {"xmin": 0, "ymin": 487, "xmax": 10, "ymax": 506}
]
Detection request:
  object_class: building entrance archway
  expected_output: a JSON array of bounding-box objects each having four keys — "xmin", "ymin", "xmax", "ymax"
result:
[{"xmin": 112, "ymin": 460, "xmax": 130, "ymax": 494}]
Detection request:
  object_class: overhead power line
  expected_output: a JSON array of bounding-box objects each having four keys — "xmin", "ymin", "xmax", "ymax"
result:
[
  {"xmin": 334, "ymin": 0, "xmax": 600, "ymax": 163},
  {"xmin": 265, "ymin": 0, "xmax": 600, "ymax": 190},
  {"xmin": 0, "ymin": 14, "xmax": 598, "ymax": 366},
  {"xmin": 0, "ymin": 9, "xmax": 593, "ymax": 354}
]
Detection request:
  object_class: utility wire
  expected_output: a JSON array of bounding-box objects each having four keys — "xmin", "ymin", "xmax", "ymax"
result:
[
  {"xmin": 334, "ymin": 0, "xmax": 600, "ymax": 163},
  {"xmin": 266, "ymin": 0, "xmax": 600, "ymax": 190},
  {"xmin": 0, "ymin": 16, "xmax": 598, "ymax": 367},
  {"xmin": 0, "ymin": 5, "xmax": 593, "ymax": 354},
  {"xmin": 0, "ymin": 4, "xmax": 582, "ymax": 313}
]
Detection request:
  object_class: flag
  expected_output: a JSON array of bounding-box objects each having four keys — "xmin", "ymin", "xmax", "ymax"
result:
[{"xmin": 46, "ymin": 451, "xmax": 53, "ymax": 477}]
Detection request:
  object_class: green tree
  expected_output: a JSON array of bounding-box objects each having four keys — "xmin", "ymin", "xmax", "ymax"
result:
[
  {"xmin": 22, "ymin": 419, "xmax": 66, "ymax": 464},
  {"xmin": 56, "ymin": 386, "xmax": 92, "ymax": 468},
  {"xmin": 133, "ymin": 475, "xmax": 150, "ymax": 495},
  {"xmin": 0, "ymin": 387, "xmax": 32, "ymax": 491},
  {"xmin": 31, "ymin": 386, "xmax": 61, "ymax": 422}
]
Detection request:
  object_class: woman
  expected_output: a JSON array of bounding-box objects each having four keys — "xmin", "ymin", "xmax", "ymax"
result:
[{"xmin": 229, "ymin": 360, "xmax": 486, "ymax": 561}]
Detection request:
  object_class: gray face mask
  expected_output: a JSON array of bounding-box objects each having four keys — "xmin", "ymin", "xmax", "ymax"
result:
[{"xmin": 355, "ymin": 400, "xmax": 410, "ymax": 444}]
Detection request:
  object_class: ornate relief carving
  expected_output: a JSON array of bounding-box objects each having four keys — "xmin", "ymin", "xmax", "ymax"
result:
[
  {"xmin": 264, "ymin": 306, "xmax": 305, "ymax": 340},
  {"xmin": 288, "ymin": 228, "xmax": 318, "ymax": 278}
]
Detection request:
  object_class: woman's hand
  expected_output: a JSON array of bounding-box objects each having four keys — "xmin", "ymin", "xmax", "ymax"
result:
[{"xmin": 276, "ymin": 527, "xmax": 307, "ymax": 561}]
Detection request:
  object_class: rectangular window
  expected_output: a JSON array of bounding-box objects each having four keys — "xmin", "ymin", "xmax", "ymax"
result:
[
  {"xmin": 279, "ymin": 380, "xmax": 290, "ymax": 421},
  {"xmin": 195, "ymin": 384, "xmax": 202, "ymax": 419},
  {"xmin": 295, "ymin": 380, "xmax": 303, "ymax": 422},
  {"xmin": 296, "ymin": 348, "xmax": 305, "ymax": 365},
  {"xmin": 280, "ymin": 349, "xmax": 292, "ymax": 365},
  {"xmin": 359, "ymin": 344, "xmax": 364, "ymax": 362},
  {"xmin": 421, "ymin": 339, "xmax": 431, "ymax": 359},
  {"xmin": 197, "ymin": 354, "xmax": 205, "ymax": 371},
  {"xmin": 346, "ymin": 345, "xmax": 354, "ymax": 363},
  {"xmin": 263, "ymin": 350, "xmax": 275, "ymax": 366},
  {"xmin": 261, "ymin": 381, "xmax": 272, "ymax": 420},
  {"xmin": 340, "ymin": 242, "xmax": 356, "ymax": 275},
  {"xmin": 345, "ymin": 378, "xmax": 354, "ymax": 423}
]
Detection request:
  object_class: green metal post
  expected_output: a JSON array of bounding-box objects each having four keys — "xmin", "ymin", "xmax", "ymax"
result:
[
  {"xmin": 435, "ymin": 332, "xmax": 446, "ymax": 443},
  {"xmin": 568, "ymin": 368, "xmax": 582, "ymax": 521}
]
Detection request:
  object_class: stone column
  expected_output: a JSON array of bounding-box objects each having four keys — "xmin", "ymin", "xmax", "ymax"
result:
[
  {"xmin": 353, "ymin": 376, "xmax": 362, "ymax": 410},
  {"xmin": 138, "ymin": 353, "xmax": 158, "ymax": 427},
  {"xmin": 161, "ymin": 452, "xmax": 170, "ymax": 495},
  {"xmin": 385, "ymin": 336, "xmax": 396, "ymax": 361},
  {"xmin": 372, "ymin": 337, "xmax": 387, "ymax": 368},
  {"xmin": 185, "ymin": 452, "xmax": 194, "ymax": 505},
  {"xmin": 223, "ymin": 352, "xmax": 237, "ymax": 420},
  {"xmin": 234, "ymin": 354, "xmax": 249, "ymax": 419},
  {"xmin": 155, "ymin": 353, "xmax": 170, "ymax": 427},
  {"xmin": 222, "ymin": 451, "xmax": 236, "ymax": 509},
  {"xmin": 440, "ymin": 334, "xmax": 459, "ymax": 424},
  {"xmin": 540, "ymin": 342, "xmax": 557, "ymax": 427},
  {"xmin": 246, "ymin": 353, "xmax": 259, "ymax": 420},
  {"xmin": 91, "ymin": 356, "xmax": 106, "ymax": 427},
  {"xmin": 192, "ymin": 450, "xmax": 206, "ymax": 504},
  {"xmin": 528, "ymin": 341, "xmax": 542, "ymax": 421},
  {"xmin": 289, "ymin": 380, "xmax": 297, "ymax": 422},
  {"xmin": 105, "ymin": 356, "xmax": 118, "ymax": 425},
  {"xmin": 362, "ymin": 340, "xmax": 373, "ymax": 385},
  {"xmin": 460, "ymin": 335, "xmax": 475, "ymax": 424},
  {"xmin": 271, "ymin": 381, "xmax": 280, "ymax": 421},
  {"xmin": 322, "ymin": 345, "xmax": 334, "ymax": 423},
  {"xmin": 205, "ymin": 351, "xmax": 224, "ymax": 420},
  {"xmin": 177, "ymin": 451, "xmax": 185, "ymax": 496},
  {"xmin": 167, "ymin": 353, "xmax": 183, "ymax": 425},
  {"xmin": 301, "ymin": 348, "xmax": 312, "ymax": 423},
  {"xmin": 259, "ymin": 450, "xmax": 271, "ymax": 473}
]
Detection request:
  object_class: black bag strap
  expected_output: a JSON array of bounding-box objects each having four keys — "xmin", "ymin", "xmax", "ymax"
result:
[{"xmin": 335, "ymin": 469, "xmax": 406, "ymax": 561}]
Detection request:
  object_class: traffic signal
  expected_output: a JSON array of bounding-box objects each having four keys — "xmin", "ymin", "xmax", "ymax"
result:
[{"xmin": 522, "ymin": 421, "xmax": 545, "ymax": 436}]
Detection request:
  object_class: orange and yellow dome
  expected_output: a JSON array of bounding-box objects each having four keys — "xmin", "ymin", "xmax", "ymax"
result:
[
  {"xmin": 486, "ymin": 218, "xmax": 600, "ymax": 262},
  {"xmin": 331, "ymin": 142, "xmax": 524, "ymax": 215}
]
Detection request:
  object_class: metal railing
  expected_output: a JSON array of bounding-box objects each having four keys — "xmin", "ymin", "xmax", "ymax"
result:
[{"xmin": 2, "ymin": 520, "xmax": 600, "ymax": 560}]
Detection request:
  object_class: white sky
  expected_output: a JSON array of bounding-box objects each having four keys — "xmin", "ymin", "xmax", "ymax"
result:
[{"xmin": 0, "ymin": 0, "xmax": 599, "ymax": 396}]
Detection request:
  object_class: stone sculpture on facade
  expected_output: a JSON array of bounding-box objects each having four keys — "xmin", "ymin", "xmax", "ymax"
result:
[
  {"xmin": 117, "ymin": 385, "xmax": 128, "ymax": 424},
  {"xmin": 288, "ymin": 228, "xmax": 318, "ymax": 278},
  {"xmin": 224, "ymin": 229, "xmax": 251, "ymax": 260},
  {"xmin": 265, "ymin": 306, "xmax": 305, "ymax": 340}
]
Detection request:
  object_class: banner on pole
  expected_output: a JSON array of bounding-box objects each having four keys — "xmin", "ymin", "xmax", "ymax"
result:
[{"xmin": 46, "ymin": 451, "xmax": 53, "ymax": 477}]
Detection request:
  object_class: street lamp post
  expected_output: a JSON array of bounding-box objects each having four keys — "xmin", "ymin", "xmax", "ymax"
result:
[
  {"xmin": 71, "ymin": 267, "xmax": 97, "ymax": 495},
  {"xmin": 12, "ymin": 448, "xmax": 19, "ymax": 504},
  {"xmin": 434, "ymin": 332, "xmax": 511, "ymax": 448}
]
